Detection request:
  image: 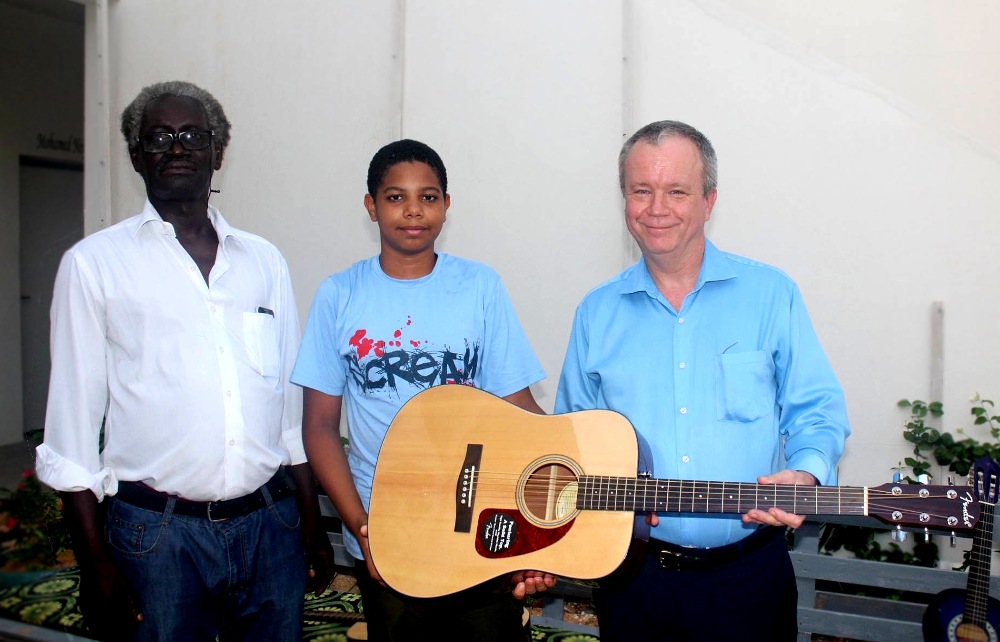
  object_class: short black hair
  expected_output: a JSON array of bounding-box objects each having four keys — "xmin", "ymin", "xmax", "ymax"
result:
[{"xmin": 367, "ymin": 139, "xmax": 447, "ymax": 196}]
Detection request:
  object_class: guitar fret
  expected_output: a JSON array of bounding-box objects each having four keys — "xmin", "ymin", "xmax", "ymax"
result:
[{"xmin": 573, "ymin": 475, "xmax": 973, "ymax": 534}]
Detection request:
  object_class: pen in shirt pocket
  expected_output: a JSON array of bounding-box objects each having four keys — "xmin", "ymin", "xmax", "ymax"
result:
[{"xmin": 257, "ymin": 306, "xmax": 274, "ymax": 317}]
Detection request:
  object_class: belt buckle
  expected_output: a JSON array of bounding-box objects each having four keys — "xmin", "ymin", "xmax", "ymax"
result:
[
  {"xmin": 657, "ymin": 549, "xmax": 686, "ymax": 570},
  {"xmin": 207, "ymin": 501, "xmax": 228, "ymax": 523}
]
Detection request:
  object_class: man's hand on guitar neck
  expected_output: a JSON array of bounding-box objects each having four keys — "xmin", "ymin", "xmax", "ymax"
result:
[
  {"xmin": 742, "ymin": 469, "xmax": 818, "ymax": 529},
  {"xmin": 642, "ymin": 468, "xmax": 819, "ymax": 530}
]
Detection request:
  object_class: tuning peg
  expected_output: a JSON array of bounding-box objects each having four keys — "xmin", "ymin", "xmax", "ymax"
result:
[
  {"xmin": 948, "ymin": 475, "xmax": 954, "ymax": 486},
  {"xmin": 917, "ymin": 474, "xmax": 930, "ymax": 485},
  {"xmin": 923, "ymin": 527, "xmax": 930, "ymax": 543},
  {"xmin": 892, "ymin": 525, "xmax": 907, "ymax": 543},
  {"xmin": 892, "ymin": 470, "xmax": 901, "ymax": 483},
  {"xmin": 950, "ymin": 531, "xmax": 957, "ymax": 548}
]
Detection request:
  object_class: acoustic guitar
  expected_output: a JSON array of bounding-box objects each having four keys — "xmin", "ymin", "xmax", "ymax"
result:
[
  {"xmin": 368, "ymin": 385, "xmax": 980, "ymax": 598},
  {"xmin": 923, "ymin": 456, "xmax": 1000, "ymax": 642}
]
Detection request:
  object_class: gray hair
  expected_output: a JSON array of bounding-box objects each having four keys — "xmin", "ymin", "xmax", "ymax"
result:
[
  {"xmin": 618, "ymin": 120, "xmax": 717, "ymax": 197},
  {"xmin": 120, "ymin": 81, "xmax": 231, "ymax": 155}
]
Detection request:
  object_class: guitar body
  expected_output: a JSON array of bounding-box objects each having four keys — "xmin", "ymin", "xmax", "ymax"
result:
[
  {"xmin": 367, "ymin": 385, "xmax": 637, "ymax": 598},
  {"xmin": 923, "ymin": 589, "xmax": 1000, "ymax": 642}
]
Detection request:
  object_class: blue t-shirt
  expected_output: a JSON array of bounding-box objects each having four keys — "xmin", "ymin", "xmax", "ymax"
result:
[
  {"xmin": 292, "ymin": 253, "xmax": 545, "ymax": 559},
  {"xmin": 555, "ymin": 240, "xmax": 850, "ymax": 549}
]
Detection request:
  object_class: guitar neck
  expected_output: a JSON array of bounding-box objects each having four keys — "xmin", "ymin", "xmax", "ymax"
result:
[
  {"xmin": 577, "ymin": 476, "xmax": 869, "ymax": 517},
  {"xmin": 963, "ymin": 502, "xmax": 996, "ymax": 628}
]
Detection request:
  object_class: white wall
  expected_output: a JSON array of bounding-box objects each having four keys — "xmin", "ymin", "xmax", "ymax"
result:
[
  {"xmin": 722, "ymin": 0, "xmax": 1000, "ymax": 153},
  {"xmin": 0, "ymin": 2, "xmax": 83, "ymax": 444},
  {"xmin": 87, "ymin": 0, "xmax": 1000, "ymax": 488},
  {"xmin": 399, "ymin": 0, "xmax": 624, "ymax": 407},
  {"xmin": 629, "ymin": 0, "xmax": 1000, "ymax": 487},
  {"xmin": 101, "ymin": 0, "xmax": 624, "ymax": 411}
]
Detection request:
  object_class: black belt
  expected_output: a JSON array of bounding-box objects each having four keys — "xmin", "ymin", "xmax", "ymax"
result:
[
  {"xmin": 114, "ymin": 469, "xmax": 294, "ymax": 522},
  {"xmin": 650, "ymin": 526, "xmax": 782, "ymax": 571}
]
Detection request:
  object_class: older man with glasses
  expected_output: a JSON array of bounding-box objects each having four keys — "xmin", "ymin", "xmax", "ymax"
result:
[{"xmin": 36, "ymin": 80, "xmax": 333, "ymax": 642}]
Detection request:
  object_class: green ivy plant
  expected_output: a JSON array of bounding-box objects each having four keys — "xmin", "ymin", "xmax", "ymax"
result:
[{"xmin": 900, "ymin": 394, "xmax": 1000, "ymax": 482}]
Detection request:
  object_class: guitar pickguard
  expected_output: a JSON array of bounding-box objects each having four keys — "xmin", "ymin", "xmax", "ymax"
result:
[{"xmin": 474, "ymin": 508, "xmax": 574, "ymax": 558}]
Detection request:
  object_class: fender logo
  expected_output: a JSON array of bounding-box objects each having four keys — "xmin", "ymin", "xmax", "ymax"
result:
[{"xmin": 962, "ymin": 491, "xmax": 976, "ymax": 528}]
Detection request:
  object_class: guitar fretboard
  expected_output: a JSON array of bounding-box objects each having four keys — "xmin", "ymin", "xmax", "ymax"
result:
[
  {"xmin": 963, "ymin": 501, "xmax": 996, "ymax": 628},
  {"xmin": 576, "ymin": 476, "xmax": 868, "ymax": 516}
]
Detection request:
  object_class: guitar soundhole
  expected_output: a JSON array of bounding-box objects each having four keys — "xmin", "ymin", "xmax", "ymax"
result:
[
  {"xmin": 516, "ymin": 456, "xmax": 582, "ymax": 528},
  {"xmin": 950, "ymin": 617, "xmax": 997, "ymax": 642}
]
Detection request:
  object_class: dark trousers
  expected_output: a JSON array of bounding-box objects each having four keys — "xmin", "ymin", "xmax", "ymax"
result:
[
  {"xmin": 594, "ymin": 527, "xmax": 797, "ymax": 642},
  {"xmin": 354, "ymin": 559, "xmax": 529, "ymax": 642}
]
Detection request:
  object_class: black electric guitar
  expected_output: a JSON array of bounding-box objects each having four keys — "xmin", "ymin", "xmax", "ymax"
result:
[
  {"xmin": 924, "ymin": 456, "xmax": 1000, "ymax": 642},
  {"xmin": 367, "ymin": 385, "xmax": 981, "ymax": 598}
]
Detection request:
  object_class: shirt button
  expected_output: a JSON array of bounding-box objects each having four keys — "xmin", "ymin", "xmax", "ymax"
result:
[
  {"xmin": 219, "ymin": 347, "xmax": 225, "ymax": 354},
  {"xmin": 677, "ymin": 317, "xmax": 685, "ymax": 324},
  {"xmin": 679, "ymin": 362, "xmax": 686, "ymax": 369},
  {"xmin": 229, "ymin": 439, "xmax": 236, "ymax": 446},
  {"xmin": 189, "ymin": 265, "xmax": 196, "ymax": 272},
  {"xmin": 680, "ymin": 407, "xmax": 688, "ymax": 414},
  {"xmin": 211, "ymin": 305, "xmax": 217, "ymax": 313},
  {"xmin": 682, "ymin": 456, "xmax": 690, "ymax": 463},
  {"xmin": 226, "ymin": 390, "xmax": 233, "ymax": 397}
]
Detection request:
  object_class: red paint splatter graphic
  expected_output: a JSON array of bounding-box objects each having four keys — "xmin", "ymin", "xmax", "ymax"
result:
[{"xmin": 349, "ymin": 329, "xmax": 375, "ymax": 358}]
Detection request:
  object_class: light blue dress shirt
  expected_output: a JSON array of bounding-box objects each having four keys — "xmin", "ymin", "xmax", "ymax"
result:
[{"xmin": 555, "ymin": 240, "xmax": 850, "ymax": 548}]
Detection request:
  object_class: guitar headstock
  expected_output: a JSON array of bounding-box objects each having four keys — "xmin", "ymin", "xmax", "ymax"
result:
[
  {"xmin": 867, "ymin": 483, "xmax": 979, "ymax": 533},
  {"xmin": 972, "ymin": 456, "xmax": 1000, "ymax": 506}
]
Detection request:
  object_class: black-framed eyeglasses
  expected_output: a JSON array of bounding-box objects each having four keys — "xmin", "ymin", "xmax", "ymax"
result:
[{"xmin": 137, "ymin": 130, "xmax": 214, "ymax": 154}]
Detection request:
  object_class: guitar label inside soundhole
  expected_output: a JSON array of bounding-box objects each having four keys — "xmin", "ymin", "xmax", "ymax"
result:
[{"xmin": 480, "ymin": 513, "xmax": 518, "ymax": 554}]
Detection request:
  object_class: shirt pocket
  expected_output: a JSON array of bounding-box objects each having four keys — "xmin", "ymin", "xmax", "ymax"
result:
[
  {"xmin": 243, "ymin": 311, "xmax": 280, "ymax": 378},
  {"xmin": 715, "ymin": 350, "xmax": 775, "ymax": 423}
]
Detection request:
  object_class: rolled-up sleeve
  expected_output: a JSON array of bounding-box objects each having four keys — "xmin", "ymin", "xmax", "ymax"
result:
[{"xmin": 35, "ymin": 249, "xmax": 117, "ymax": 500}]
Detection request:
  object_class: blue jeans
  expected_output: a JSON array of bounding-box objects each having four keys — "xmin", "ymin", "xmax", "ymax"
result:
[{"xmin": 106, "ymin": 489, "xmax": 306, "ymax": 642}]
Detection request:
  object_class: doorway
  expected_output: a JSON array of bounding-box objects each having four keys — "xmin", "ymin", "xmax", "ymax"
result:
[{"xmin": 19, "ymin": 157, "xmax": 84, "ymax": 440}]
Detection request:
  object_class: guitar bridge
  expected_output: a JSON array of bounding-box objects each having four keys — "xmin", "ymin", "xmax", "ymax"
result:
[{"xmin": 455, "ymin": 444, "xmax": 482, "ymax": 532}]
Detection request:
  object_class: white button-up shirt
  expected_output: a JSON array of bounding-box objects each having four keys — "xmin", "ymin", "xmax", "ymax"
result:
[{"xmin": 36, "ymin": 201, "xmax": 304, "ymax": 502}]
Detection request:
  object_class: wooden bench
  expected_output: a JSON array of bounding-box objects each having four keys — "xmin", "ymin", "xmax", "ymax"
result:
[{"xmin": 793, "ymin": 519, "xmax": 1000, "ymax": 642}]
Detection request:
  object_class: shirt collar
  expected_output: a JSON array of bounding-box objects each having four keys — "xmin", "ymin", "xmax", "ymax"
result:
[
  {"xmin": 623, "ymin": 239, "xmax": 738, "ymax": 296},
  {"xmin": 130, "ymin": 199, "xmax": 240, "ymax": 248}
]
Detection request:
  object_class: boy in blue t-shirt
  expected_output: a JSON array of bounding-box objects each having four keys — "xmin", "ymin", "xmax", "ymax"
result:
[{"xmin": 292, "ymin": 139, "xmax": 553, "ymax": 641}]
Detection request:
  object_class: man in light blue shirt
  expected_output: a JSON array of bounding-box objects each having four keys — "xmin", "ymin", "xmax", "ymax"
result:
[{"xmin": 555, "ymin": 120, "xmax": 850, "ymax": 642}]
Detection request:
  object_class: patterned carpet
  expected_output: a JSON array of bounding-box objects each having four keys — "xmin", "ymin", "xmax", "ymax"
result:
[{"xmin": 0, "ymin": 567, "xmax": 599, "ymax": 641}]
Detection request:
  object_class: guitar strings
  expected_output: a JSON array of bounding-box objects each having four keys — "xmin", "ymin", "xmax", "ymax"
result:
[{"xmin": 383, "ymin": 468, "xmax": 969, "ymax": 522}]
